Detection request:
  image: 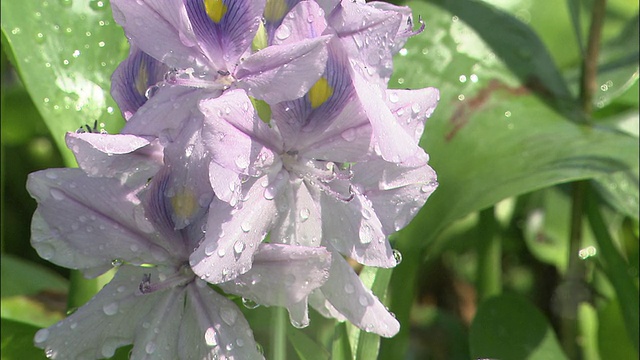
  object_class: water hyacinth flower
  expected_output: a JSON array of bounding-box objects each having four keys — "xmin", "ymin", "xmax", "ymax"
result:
[
  {"xmin": 27, "ymin": 145, "xmax": 333, "ymax": 358},
  {"xmin": 109, "ymin": 0, "xmax": 331, "ymax": 139}
]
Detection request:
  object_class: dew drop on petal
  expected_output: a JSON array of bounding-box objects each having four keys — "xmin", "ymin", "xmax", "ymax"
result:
[
  {"xmin": 111, "ymin": 258, "xmax": 123, "ymax": 267},
  {"xmin": 242, "ymin": 297, "xmax": 260, "ymax": 309},
  {"xmin": 392, "ymin": 249, "xmax": 403, "ymax": 265},
  {"xmin": 217, "ymin": 248, "xmax": 226, "ymax": 257},
  {"xmin": 340, "ymin": 128, "xmax": 357, "ymax": 142},
  {"xmin": 145, "ymin": 341, "xmax": 156, "ymax": 354},
  {"xmin": 103, "ymin": 302, "xmax": 118, "ymax": 316},
  {"xmin": 37, "ymin": 243, "xmax": 56, "ymax": 260},
  {"xmin": 299, "ymin": 208, "xmax": 310, "ymax": 221},
  {"xmin": 344, "ymin": 283, "xmax": 355, "ymax": 294},
  {"xmin": 219, "ymin": 307, "xmax": 237, "ymax": 326},
  {"xmin": 290, "ymin": 319, "xmax": 308, "ymax": 329},
  {"xmin": 388, "ymin": 92, "xmax": 399, "ymax": 103},
  {"xmin": 205, "ymin": 243, "xmax": 216, "ymax": 256},
  {"xmin": 233, "ymin": 241, "xmax": 245, "ymax": 254},
  {"xmin": 34, "ymin": 329, "xmax": 49, "ymax": 343},
  {"xmin": 358, "ymin": 294, "xmax": 369, "ymax": 306},
  {"xmin": 263, "ymin": 186, "xmax": 276, "ymax": 200},
  {"xmin": 49, "ymin": 188, "xmax": 65, "ymax": 200},
  {"xmin": 205, "ymin": 327, "xmax": 217, "ymax": 346},
  {"xmin": 275, "ymin": 24, "xmax": 291, "ymax": 40},
  {"xmin": 240, "ymin": 222, "xmax": 251, "ymax": 233}
]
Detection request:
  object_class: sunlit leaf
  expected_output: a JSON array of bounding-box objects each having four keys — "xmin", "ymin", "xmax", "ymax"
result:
[
  {"xmin": 1, "ymin": 0, "xmax": 128, "ymax": 166},
  {"xmin": 288, "ymin": 328, "xmax": 330, "ymax": 360},
  {"xmin": 0, "ymin": 319, "xmax": 48, "ymax": 360}
]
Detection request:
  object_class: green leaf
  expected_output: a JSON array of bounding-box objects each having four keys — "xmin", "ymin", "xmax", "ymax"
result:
[
  {"xmin": 1, "ymin": 254, "xmax": 67, "ymax": 297},
  {"xmin": 331, "ymin": 323, "xmax": 353, "ymax": 360},
  {"xmin": 288, "ymin": 329, "xmax": 330, "ymax": 360},
  {"xmin": 1, "ymin": 0, "xmax": 128, "ymax": 166},
  {"xmin": 469, "ymin": 293, "xmax": 567, "ymax": 360},
  {"xmin": 428, "ymin": 0, "xmax": 578, "ymax": 120},
  {"xmin": 598, "ymin": 298, "xmax": 638, "ymax": 358},
  {"xmin": 1, "ymin": 318, "xmax": 48, "ymax": 360}
]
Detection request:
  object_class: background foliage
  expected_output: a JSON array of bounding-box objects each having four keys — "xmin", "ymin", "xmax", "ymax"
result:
[{"xmin": 1, "ymin": 0, "xmax": 638, "ymax": 359}]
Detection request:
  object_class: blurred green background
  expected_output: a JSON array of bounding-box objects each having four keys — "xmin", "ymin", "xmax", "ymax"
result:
[{"xmin": 1, "ymin": 0, "xmax": 638, "ymax": 359}]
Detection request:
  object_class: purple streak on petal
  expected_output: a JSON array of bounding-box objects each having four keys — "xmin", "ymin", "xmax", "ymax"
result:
[
  {"xmin": 33, "ymin": 266, "xmax": 179, "ymax": 359},
  {"xmin": 184, "ymin": 0, "xmax": 265, "ymax": 70},
  {"xmin": 200, "ymin": 90, "xmax": 281, "ymax": 176},
  {"xmin": 235, "ymin": 35, "xmax": 331, "ymax": 104},
  {"xmin": 271, "ymin": 0, "xmax": 327, "ymax": 46},
  {"xmin": 65, "ymin": 132, "xmax": 163, "ymax": 185},
  {"xmin": 219, "ymin": 243, "xmax": 331, "ymax": 326},
  {"xmin": 190, "ymin": 176, "xmax": 281, "ymax": 283},
  {"xmin": 111, "ymin": 0, "xmax": 205, "ymax": 69},
  {"xmin": 111, "ymin": 46, "xmax": 169, "ymax": 120},
  {"xmin": 181, "ymin": 282, "xmax": 263, "ymax": 359},
  {"xmin": 272, "ymin": 39, "xmax": 355, "ymax": 150},
  {"xmin": 27, "ymin": 169, "xmax": 179, "ymax": 275},
  {"xmin": 316, "ymin": 255, "xmax": 400, "ymax": 337}
]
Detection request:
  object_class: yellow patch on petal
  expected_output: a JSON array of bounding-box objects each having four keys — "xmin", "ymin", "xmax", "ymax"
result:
[
  {"xmin": 171, "ymin": 188, "xmax": 199, "ymax": 221},
  {"xmin": 204, "ymin": 0, "xmax": 227, "ymax": 23},
  {"xmin": 308, "ymin": 77, "xmax": 333, "ymax": 109},
  {"xmin": 264, "ymin": 0, "xmax": 288, "ymax": 22},
  {"xmin": 135, "ymin": 61, "xmax": 149, "ymax": 96}
]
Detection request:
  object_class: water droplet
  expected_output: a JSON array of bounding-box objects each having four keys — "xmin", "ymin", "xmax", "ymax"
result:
[
  {"xmin": 388, "ymin": 92, "xmax": 399, "ymax": 103},
  {"xmin": 340, "ymin": 128, "xmax": 357, "ymax": 142},
  {"xmin": 219, "ymin": 307, "xmax": 237, "ymax": 326},
  {"xmin": 362, "ymin": 208, "xmax": 372, "ymax": 220},
  {"xmin": 49, "ymin": 188, "xmax": 65, "ymax": 200},
  {"xmin": 205, "ymin": 327, "xmax": 217, "ymax": 346},
  {"xmin": 344, "ymin": 283, "xmax": 355, "ymax": 294},
  {"xmin": 233, "ymin": 241, "xmax": 245, "ymax": 254},
  {"xmin": 291, "ymin": 319, "xmax": 308, "ymax": 329},
  {"xmin": 275, "ymin": 24, "xmax": 291, "ymax": 40},
  {"xmin": 103, "ymin": 302, "xmax": 118, "ymax": 316},
  {"xmin": 44, "ymin": 347, "xmax": 56, "ymax": 359},
  {"xmin": 205, "ymin": 243, "xmax": 216, "ymax": 256},
  {"xmin": 217, "ymin": 248, "xmax": 226, "ymax": 257},
  {"xmin": 241, "ymin": 222, "xmax": 251, "ymax": 233},
  {"xmin": 358, "ymin": 294, "xmax": 369, "ymax": 306},
  {"xmin": 37, "ymin": 243, "xmax": 56, "ymax": 260},
  {"xmin": 145, "ymin": 341, "xmax": 156, "ymax": 354},
  {"xmin": 263, "ymin": 186, "xmax": 276, "ymax": 200},
  {"xmin": 392, "ymin": 249, "xmax": 402, "ymax": 265},
  {"xmin": 299, "ymin": 208, "xmax": 310, "ymax": 221},
  {"xmin": 242, "ymin": 297, "xmax": 260, "ymax": 309},
  {"xmin": 411, "ymin": 103, "xmax": 421, "ymax": 114},
  {"xmin": 59, "ymin": 0, "xmax": 72, "ymax": 7},
  {"xmin": 89, "ymin": 0, "xmax": 106, "ymax": 11},
  {"xmin": 226, "ymin": 343, "xmax": 234, "ymax": 351},
  {"xmin": 11, "ymin": 27, "xmax": 21, "ymax": 35},
  {"xmin": 35, "ymin": 329, "xmax": 49, "ymax": 343},
  {"xmin": 111, "ymin": 258, "xmax": 123, "ymax": 267}
]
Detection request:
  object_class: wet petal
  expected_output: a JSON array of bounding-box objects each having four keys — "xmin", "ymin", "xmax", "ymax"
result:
[
  {"xmin": 65, "ymin": 132, "xmax": 163, "ymax": 185},
  {"xmin": 33, "ymin": 266, "xmax": 180, "ymax": 359},
  {"xmin": 27, "ymin": 169, "xmax": 177, "ymax": 276},
  {"xmin": 184, "ymin": 0, "xmax": 266, "ymax": 70},
  {"xmin": 386, "ymin": 87, "xmax": 440, "ymax": 144},
  {"xmin": 200, "ymin": 89, "xmax": 280, "ymax": 177},
  {"xmin": 111, "ymin": 0, "xmax": 205, "ymax": 69},
  {"xmin": 271, "ymin": 0, "xmax": 327, "ymax": 45},
  {"xmin": 190, "ymin": 176, "xmax": 281, "ymax": 283},
  {"xmin": 320, "ymin": 185, "xmax": 396, "ymax": 268},
  {"xmin": 313, "ymin": 255, "xmax": 400, "ymax": 337},
  {"xmin": 235, "ymin": 35, "xmax": 331, "ymax": 104},
  {"xmin": 271, "ymin": 179, "xmax": 322, "ymax": 247},
  {"xmin": 219, "ymin": 243, "xmax": 331, "ymax": 327},
  {"xmin": 180, "ymin": 282, "xmax": 263, "ymax": 359},
  {"xmin": 354, "ymin": 159, "xmax": 438, "ymax": 234}
]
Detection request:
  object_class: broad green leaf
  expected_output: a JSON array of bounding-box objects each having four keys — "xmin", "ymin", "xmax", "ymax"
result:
[
  {"xmin": 385, "ymin": 1, "xmax": 638, "ymax": 356},
  {"xmin": 598, "ymin": 298, "xmax": 638, "ymax": 358},
  {"xmin": 428, "ymin": 0, "xmax": 578, "ymax": 120},
  {"xmin": 1, "ymin": 319, "xmax": 47, "ymax": 360},
  {"xmin": 331, "ymin": 323, "xmax": 353, "ymax": 360},
  {"xmin": 1, "ymin": 0, "xmax": 128, "ymax": 166},
  {"xmin": 1, "ymin": 254, "xmax": 67, "ymax": 297},
  {"xmin": 288, "ymin": 329, "xmax": 330, "ymax": 360},
  {"xmin": 469, "ymin": 293, "xmax": 567, "ymax": 360}
]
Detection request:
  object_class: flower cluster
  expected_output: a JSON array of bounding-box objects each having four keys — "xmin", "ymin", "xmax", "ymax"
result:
[{"xmin": 28, "ymin": 0, "xmax": 439, "ymax": 359}]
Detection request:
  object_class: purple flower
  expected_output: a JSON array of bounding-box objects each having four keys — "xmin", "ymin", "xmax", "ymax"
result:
[
  {"xmin": 27, "ymin": 150, "xmax": 332, "ymax": 358},
  {"xmin": 109, "ymin": 0, "xmax": 331, "ymax": 138}
]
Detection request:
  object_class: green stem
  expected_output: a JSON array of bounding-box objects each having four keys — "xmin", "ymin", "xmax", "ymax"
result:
[
  {"xmin": 477, "ymin": 206, "xmax": 501, "ymax": 301},
  {"xmin": 66, "ymin": 270, "xmax": 100, "ymax": 311},
  {"xmin": 272, "ymin": 306, "xmax": 287, "ymax": 360}
]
